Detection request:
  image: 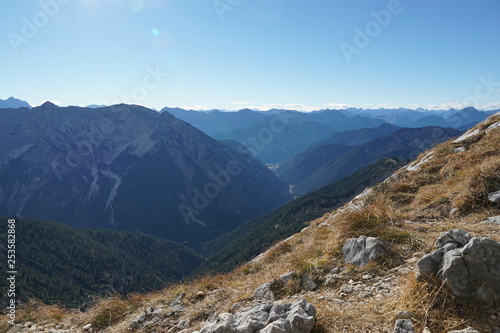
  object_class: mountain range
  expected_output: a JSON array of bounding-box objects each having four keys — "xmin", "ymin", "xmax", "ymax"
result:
[
  {"xmin": 0, "ymin": 103, "xmax": 290, "ymax": 246},
  {"xmin": 277, "ymin": 126, "xmax": 461, "ymax": 194}
]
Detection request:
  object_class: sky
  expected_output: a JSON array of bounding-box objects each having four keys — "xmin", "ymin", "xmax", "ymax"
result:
[{"xmin": 1, "ymin": 0, "xmax": 500, "ymax": 111}]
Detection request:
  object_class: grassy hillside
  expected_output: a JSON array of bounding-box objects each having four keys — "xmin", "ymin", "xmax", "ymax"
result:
[{"xmin": 0, "ymin": 217, "xmax": 202, "ymax": 308}]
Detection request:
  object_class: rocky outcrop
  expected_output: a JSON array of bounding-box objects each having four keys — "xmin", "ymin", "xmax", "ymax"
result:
[
  {"xmin": 342, "ymin": 236, "xmax": 391, "ymax": 267},
  {"xmin": 196, "ymin": 298, "xmax": 316, "ymax": 333},
  {"xmin": 489, "ymin": 190, "xmax": 500, "ymax": 204},
  {"xmin": 417, "ymin": 229, "xmax": 500, "ymax": 311},
  {"xmin": 392, "ymin": 319, "xmax": 416, "ymax": 333}
]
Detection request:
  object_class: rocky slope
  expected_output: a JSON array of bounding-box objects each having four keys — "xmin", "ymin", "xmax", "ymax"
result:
[
  {"xmin": 1, "ymin": 113, "xmax": 499, "ymax": 333},
  {"xmin": 0, "ymin": 103, "xmax": 290, "ymax": 246}
]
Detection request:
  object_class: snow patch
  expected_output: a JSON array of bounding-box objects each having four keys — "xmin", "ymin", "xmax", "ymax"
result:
[
  {"xmin": 486, "ymin": 121, "xmax": 500, "ymax": 133},
  {"xmin": 407, "ymin": 151, "xmax": 434, "ymax": 172},
  {"xmin": 102, "ymin": 170, "xmax": 123, "ymax": 228},
  {"xmin": 453, "ymin": 129, "xmax": 480, "ymax": 143}
]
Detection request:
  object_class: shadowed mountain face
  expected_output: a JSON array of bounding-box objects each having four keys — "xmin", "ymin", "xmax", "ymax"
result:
[
  {"xmin": 0, "ymin": 103, "xmax": 290, "ymax": 246},
  {"xmin": 280, "ymin": 127, "xmax": 462, "ymax": 194}
]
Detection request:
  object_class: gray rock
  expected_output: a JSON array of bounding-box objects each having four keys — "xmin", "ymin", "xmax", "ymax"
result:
[
  {"xmin": 417, "ymin": 231, "xmax": 500, "ymax": 311},
  {"xmin": 259, "ymin": 318, "xmax": 290, "ymax": 333},
  {"xmin": 442, "ymin": 237, "xmax": 500, "ymax": 308},
  {"xmin": 6, "ymin": 325, "xmax": 23, "ymax": 333},
  {"xmin": 200, "ymin": 313, "xmax": 234, "ymax": 333},
  {"xmin": 279, "ymin": 272, "xmax": 297, "ymax": 286},
  {"xmin": 197, "ymin": 298, "xmax": 316, "ymax": 333},
  {"xmin": 489, "ymin": 190, "xmax": 500, "ymax": 204},
  {"xmin": 435, "ymin": 229, "xmax": 471, "ymax": 248},
  {"xmin": 287, "ymin": 299, "xmax": 315, "ymax": 333},
  {"xmin": 417, "ymin": 242, "xmax": 460, "ymax": 278},
  {"xmin": 342, "ymin": 236, "xmax": 391, "ymax": 267},
  {"xmin": 234, "ymin": 302, "xmax": 272, "ymax": 332},
  {"xmin": 484, "ymin": 216, "xmax": 500, "ymax": 224},
  {"xmin": 395, "ymin": 311, "xmax": 415, "ymax": 319},
  {"xmin": 253, "ymin": 283, "xmax": 275, "ymax": 301},
  {"xmin": 447, "ymin": 328, "xmax": 480, "ymax": 333},
  {"xmin": 170, "ymin": 292, "xmax": 186, "ymax": 312},
  {"xmin": 300, "ymin": 275, "xmax": 317, "ymax": 291},
  {"xmin": 393, "ymin": 319, "xmax": 416, "ymax": 333}
]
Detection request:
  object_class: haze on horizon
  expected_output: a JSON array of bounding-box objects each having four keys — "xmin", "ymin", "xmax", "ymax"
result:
[{"xmin": 1, "ymin": 0, "xmax": 500, "ymax": 112}]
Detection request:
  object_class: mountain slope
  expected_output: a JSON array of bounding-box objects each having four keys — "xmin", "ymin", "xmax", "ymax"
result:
[
  {"xmin": 292, "ymin": 126, "xmax": 461, "ymax": 194},
  {"xmin": 314, "ymin": 123, "xmax": 401, "ymax": 147},
  {"xmin": 0, "ymin": 103, "xmax": 290, "ymax": 246},
  {"xmin": 0, "ymin": 216, "xmax": 202, "ymax": 308},
  {"xmin": 276, "ymin": 144, "xmax": 352, "ymax": 185}
]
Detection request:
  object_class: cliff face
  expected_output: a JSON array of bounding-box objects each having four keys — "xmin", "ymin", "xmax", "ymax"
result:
[{"xmin": 0, "ymin": 103, "xmax": 290, "ymax": 245}]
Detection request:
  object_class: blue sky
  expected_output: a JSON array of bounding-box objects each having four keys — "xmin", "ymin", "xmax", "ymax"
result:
[{"xmin": 1, "ymin": 0, "xmax": 500, "ymax": 111}]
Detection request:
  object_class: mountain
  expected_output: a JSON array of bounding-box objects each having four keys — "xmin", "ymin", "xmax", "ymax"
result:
[
  {"xmin": 164, "ymin": 108, "xmax": 386, "ymax": 164},
  {"xmin": 197, "ymin": 158, "xmax": 403, "ymax": 274},
  {"xmin": 276, "ymin": 144, "xmax": 352, "ymax": 186},
  {"xmin": 0, "ymin": 216, "xmax": 202, "ymax": 308},
  {"xmin": 311, "ymin": 123, "xmax": 401, "ymax": 148},
  {"xmin": 290, "ymin": 127, "xmax": 461, "ymax": 194},
  {"xmin": 411, "ymin": 107, "xmax": 489, "ymax": 129},
  {"xmin": 0, "ymin": 103, "xmax": 290, "ymax": 246},
  {"xmin": 212, "ymin": 119, "xmax": 339, "ymax": 164},
  {"xmin": 0, "ymin": 97, "xmax": 31, "ymax": 109}
]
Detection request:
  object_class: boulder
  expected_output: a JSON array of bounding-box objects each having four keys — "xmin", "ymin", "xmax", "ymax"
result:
[
  {"xmin": 300, "ymin": 275, "xmax": 317, "ymax": 291},
  {"xmin": 253, "ymin": 283, "xmax": 275, "ymax": 301},
  {"xmin": 484, "ymin": 216, "xmax": 500, "ymax": 224},
  {"xmin": 197, "ymin": 298, "xmax": 316, "ymax": 333},
  {"xmin": 446, "ymin": 328, "xmax": 480, "ymax": 333},
  {"xmin": 392, "ymin": 319, "xmax": 416, "ymax": 333},
  {"xmin": 488, "ymin": 190, "xmax": 500, "ymax": 204},
  {"xmin": 435, "ymin": 229, "xmax": 471, "ymax": 248},
  {"xmin": 342, "ymin": 236, "xmax": 391, "ymax": 267},
  {"xmin": 417, "ymin": 230, "xmax": 500, "ymax": 311}
]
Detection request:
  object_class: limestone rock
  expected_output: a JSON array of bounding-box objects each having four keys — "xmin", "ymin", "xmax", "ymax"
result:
[
  {"xmin": 300, "ymin": 275, "xmax": 317, "ymax": 291},
  {"xmin": 253, "ymin": 283, "xmax": 275, "ymax": 301},
  {"xmin": 392, "ymin": 319, "xmax": 416, "ymax": 333},
  {"xmin": 435, "ymin": 229, "xmax": 471, "ymax": 248},
  {"xmin": 484, "ymin": 216, "xmax": 500, "ymax": 224},
  {"xmin": 342, "ymin": 236, "xmax": 391, "ymax": 267},
  {"xmin": 417, "ymin": 230, "xmax": 500, "ymax": 311},
  {"xmin": 489, "ymin": 190, "xmax": 500, "ymax": 204},
  {"xmin": 197, "ymin": 298, "xmax": 316, "ymax": 333},
  {"xmin": 446, "ymin": 328, "xmax": 480, "ymax": 333}
]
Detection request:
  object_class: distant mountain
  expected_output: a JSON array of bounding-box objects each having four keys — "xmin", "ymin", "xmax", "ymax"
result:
[
  {"xmin": 290, "ymin": 127, "xmax": 461, "ymax": 194},
  {"xmin": 164, "ymin": 108, "xmax": 386, "ymax": 164},
  {"xmin": 197, "ymin": 158, "xmax": 403, "ymax": 274},
  {"xmin": 313, "ymin": 123, "xmax": 401, "ymax": 147},
  {"xmin": 0, "ymin": 103, "xmax": 290, "ymax": 246},
  {"xmin": 0, "ymin": 97, "xmax": 31, "ymax": 109},
  {"xmin": 0, "ymin": 216, "xmax": 202, "ymax": 308},
  {"xmin": 212, "ymin": 119, "xmax": 338, "ymax": 164},
  {"xmin": 276, "ymin": 144, "xmax": 352, "ymax": 185},
  {"xmin": 410, "ymin": 107, "xmax": 489, "ymax": 129}
]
